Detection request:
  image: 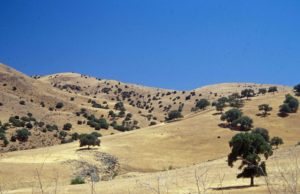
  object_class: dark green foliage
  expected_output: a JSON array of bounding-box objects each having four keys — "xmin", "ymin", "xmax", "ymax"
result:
[
  {"xmin": 114, "ymin": 102, "xmax": 126, "ymax": 111},
  {"xmin": 56, "ymin": 102, "xmax": 64, "ymax": 109},
  {"xmin": 59, "ymin": 131, "xmax": 67, "ymax": 139},
  {"xmin": 87, "ymin": 116, "xmax": 109, "ymax": 130},
  {"xmin": 241, "ymin": 89, "xmax": 255, "ymax": 99},
  {"xmin": 252, "ymin": 128, "xmax": 270, "ymax": 142},
  {"xmin": 40, "ymin": 101, "xmax": 45, "ymax": 107},
  {"xmin": 63, "ymin": 123, "xmax": 72, "ymax": 130},
  {"xmin": 270, "ymin": 137, "xmax": 284, "ymax": 149},
  {"xmin": 26, "ymin": 122, "xmax": 33, "ymax": 129},
  {"xmin": 0, "ymin": 133, "xmax": 9, "ymax": 147},
  {"xmin": 279, "ymin": 103, "xmax": 291, "ymax": 116},
  {"xmin": 71, "ymin": 176, "xmax": 85, "ymax": 185},
  {"xmin": 215, "ymin": 102, "xmax": 225, "ymax": 113},
  {"xmin": 149, "ymin": 121, "xmax": 157, "ymax": 126},
  {"xmin": 166, "ymin": 110, "xmax": 183, "ymax": 121},
  {"xmin": 258, "ymin": 88, "xmax": 267, "ymax": 95},
  {"xmin": 217, "ymin": 97, "xmax": 228, "ymax": 104},
  {"xmin": 232, "ymin": 116, "xmax": 253, "ymax": 131},
  {"xmin": 284, "ymin": 94, "xmax": 299, "ymax": 113},
  {"xmin": 91, "ymin": 132, "xmax": 102, "ymax": 138},
  {"xmin": 79, "ymin": 133, "xmax": 100, "ymax": 148},
  {"xmin": 228, "ymin": 132, "xmax": 273, "ymax": 186},
  {"xmin": 195, "ymin": 99, "xmax": 210, "ymax": 110},
  {"xmin": 71, "ymin": 132, "xmax": 79, "ymax": 140},
  {"xmin": 9, "ymin": 116, "xmax": 25, "ymax": 127},
  {"xmin": 221, "ymin": 108, "xmax": 243, "ymax": 124},
  {"xmin": 15, "ymin": 128, "xmax": 31, "ymax": 142},
  {"xmin": 125, "ymin": 113, "xmax": 133, "ymax": 121},
  {"xmin": 258, "ymin": 104, "xmax": 272, "ymax": 116},
  {"xmin": 268, "ymin": 86, "xmax": 278, "ymax": 93},
  {"xmin": 118, "ymin": 110, "xmax": 125, "ymax": 117},
  {"xmin": 46, "ymin": 124, "xmax": 58, "ymax": 131},
  {"xmin": 294, "ymin": 84, "xmax": 300, "ymax": 96},
  {"xmin": 279, "ymin": 94, "xmax": 299, "ymax": 116}
]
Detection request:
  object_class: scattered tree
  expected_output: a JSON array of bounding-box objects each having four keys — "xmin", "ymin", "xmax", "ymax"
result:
[
  {"xmin": 268, "ymin": 86, "xmax": 278, "ymax": 93},
  {"xmin": 79, "ymin": 133, "xmax": 100, "ymax": 149},
  {"xmin": 195, "ymin": 99, "xmax": 210, "ymax": 110},
  {"xmin": 15, "ymin": 128, "xmax": 31, "ymax": 142},
  {"xmin": 56, "ymin": 102, "xmax": 64, "ymax": 109},
  {"xmin": 232, "ymin": 116, "xmax": 253, "ymax": 131},
  {"xmin": 63, "ymin": 123, "xmax": 72, "ymax": 130},
  {"xmin": 228, "ymin": 132, "xmax": 273, "ymax": 187},
  {"xmin": 270, "ymin": 137, "xmax": 284, "ymax": 149},
  {"xmin": 221, "ymin": 108, "xmax": 243, "ymax": 125},
  {"xmin": 258, "ymin": 104, "xmax": 272, "ymax": 117},
  {"xmin": 241, "ymin": 89, "xmax": 255, "ymax": 99},
  {"xmin": 294, "ymin": 84, "xmax": 300, "ymax": 96},
  {"xmin": 166, "ymin": 110, "xmax": 183, "ymax": 121}
]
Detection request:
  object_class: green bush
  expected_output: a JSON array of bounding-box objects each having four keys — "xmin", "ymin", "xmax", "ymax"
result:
[
  {"xmin": 63, "ymin": 123, "xmax": 72, "ymax": 130},
  {"xmin": 71, "ymin": 176, "xmax": 85, "ymax": 185},
  {"xmin": 56, "ymin": 102, "xmax": 64, "ymax": 109},
  {"xmin": 166, "ymin": 110, "xmax": 182, "ymax": 121},
  {"xmin": 16, "ymin": 128, "xmax": 31, "ymax": 142}
]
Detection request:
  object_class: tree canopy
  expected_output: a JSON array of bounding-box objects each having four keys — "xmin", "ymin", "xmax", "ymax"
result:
[{"xmin": 228, "ymin": 131, "xmax": 273, "ymax": 186}]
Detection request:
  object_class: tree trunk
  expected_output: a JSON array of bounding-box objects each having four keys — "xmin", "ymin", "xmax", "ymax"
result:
[{"xmin": 250, "ymin": 176, "xmax": 254, "ymax": 187}]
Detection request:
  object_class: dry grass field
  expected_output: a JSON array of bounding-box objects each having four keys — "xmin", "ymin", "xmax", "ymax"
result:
[{"xmin": 0, "ymin": 63, "xmax": 299, "ymax": 193}]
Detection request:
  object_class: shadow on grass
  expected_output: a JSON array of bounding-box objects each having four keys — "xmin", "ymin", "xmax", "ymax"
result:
[
  {"xmin": 76, "ymin": 147, "xmax": 99, "ymax": 152},
  {"xmin": 211, "ymin": 185, "xmax": 259, "ymax": 191}
]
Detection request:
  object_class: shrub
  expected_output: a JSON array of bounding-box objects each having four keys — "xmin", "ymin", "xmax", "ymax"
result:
[
  {"xmin": 56, "ymin": 102, "xmax": 64, "ymax": 109},
  {"xmin": 59, "ymin": 131, "xmax": 67, "ymax": 139},
  {"xmin": 0, "ymin": 133, "xmax": 9, "ymax": 147},
  {"xmin": 231, "ymin": 116, "xmax": 253, "ymax": 131},
  {"xmin": 15, "ymin": 128, "xmax": 31, "ymax": 142},
  {"xmin": 268, "ymin": 86, "xmax": 278, "ymax": 93},
  {"xmin": 241, "ymin": 89, "xmax": 255, "ymax": 99},
  {"xmin": 166, "ymin": 110, "xmax": 183, "ymax": 121},
  {"xmin": 79, "ymin": 134, "xmax": 100, "ymax": 149},
  {"xmin": 71, "ymin": 132, "xmax": 79, "ymax": 140},
  {"xmin": 149, "ymin": 121, "xmax": 157, "ymax": 126},
  {"xmin": 221, "ymin": 108, "xmax": 243, "ymax": 124},
  {"xmin": 258, "ymin": 88, "xmax": 267, "ymax": 95},
  {"xmin": 71, "ymin": 176, "xmax": 85, "ymax": 185},
  {"xmin": 294, "ymin": 84, "xmax": 300, "ymax": 96},
  {"xmin": 114, "ymin": 102, "xmax": 125, "ymax": 111},
  {"xmin": 284, "ymin": 94, "xmax": 299, "ymax": 113},
  {"xmin": 19, "ymin": 100, "xmax": 26, "ymax": 105},
  {"xmin": 9, "ymin": 116, "xmax": 25, "ymax": 127},
  {"xmin": 26, "ymin": 122, "xmax": 33, "ymax": 129},
  {"xmin": 195, "ymin": 99, "xmax": 210, "ymax": 110},
  {"xmin": 258, "ymin": 104, "xmax": 272, "ymax": 116},
  {"xmin": 270, "ymin": 137, "xmax": 284, "ymax": 149},
  {"xmin": 279, "ymin": 94, "xmax": 299, "ymax": 116},
  {"xmin": 63, "ymin": 123, "xmax": 72, "ymax": 130}
]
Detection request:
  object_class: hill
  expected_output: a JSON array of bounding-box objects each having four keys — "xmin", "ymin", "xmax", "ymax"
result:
[{"xmin": 0, "ymin": 63, "xmax": 298, "ymax": 194}]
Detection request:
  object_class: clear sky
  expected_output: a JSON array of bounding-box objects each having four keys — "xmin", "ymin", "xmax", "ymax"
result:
[{"xmin": 0, "ymin": 1, "xmax": 300, "ymax": 90}]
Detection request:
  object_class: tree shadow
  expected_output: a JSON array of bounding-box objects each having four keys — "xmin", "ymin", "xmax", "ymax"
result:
[
  {"xmin": 218, "ymin": 123, "xmax": 228, "ymax": 128},
  {"xmin": 256, "ymin": 113, "xmax": 270, "ymax": 117},
  {"xmin": 76, "ymin": 147, "xmax": 99, "ymax": 152},
  {"xmin": 277, "ymin": 113, "xmax": 289, "ymax": 118},
  {"xmin": 211, "ymin": 185, "xmax": 259, "ymax": 191},
  {"xmin": 212, "ymin": 112, "xmax": 223, "ymax": 116},
  {"xmin": 218, "ymin": 123, "xmax": 251, "ymax": 132}
]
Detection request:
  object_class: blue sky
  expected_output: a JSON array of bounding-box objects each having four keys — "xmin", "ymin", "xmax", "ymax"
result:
[{"xmin": 0, "ymin": 1, "xmax": 300, "ymax": 90}]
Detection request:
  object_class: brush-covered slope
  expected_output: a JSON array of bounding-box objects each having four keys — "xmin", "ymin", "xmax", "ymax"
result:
[{"xmin": 1, "ymin": 87, "xmax": 300, "ymax": 194}]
